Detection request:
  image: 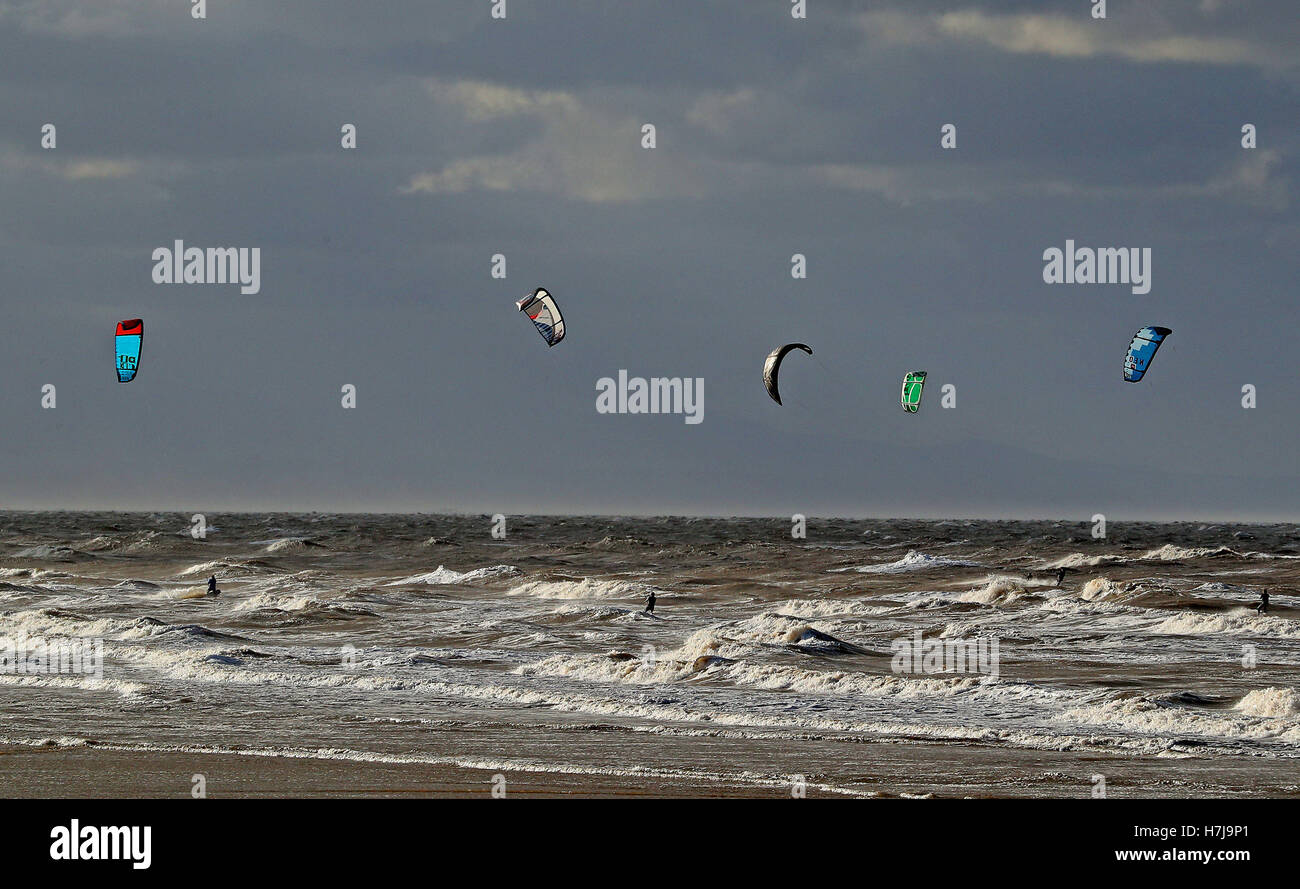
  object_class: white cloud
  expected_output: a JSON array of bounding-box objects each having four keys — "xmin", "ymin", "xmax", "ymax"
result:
[
  {"xmin": 1170, "ymin": 149, "xmax": 1289, "ymax": 209},
  {"xmin": 0, "ymin": 145, "xmax": 183, "ymax": 191},
  {"xmin": 858, "ymin": 8, "xmax": 1296, "ymax": 70},
  {"xmin": 0, "ymin": 0, "xmax": 479, "ymax": 44},
  {"xmin": 811, "ymin": 150, "xmax": 1289, "ymax": 209},
  {"xmin": 686, "ymin": 88, "xmax": 759, "ymax": 135},
  {"xmin": 0, "ymin": 0, "xmax": 171, "ymax": 38},
  {"xmin": 423, "ymin": 80, "xmax": 581, "ymax": 122},
  {"xmin": 401, "ymin": 71, "xmax": 1292, "ymax": 209},
  {"xmin": 402, "ymin": 80, "xmax": 696, "ymax": 203},
  {"xmin": 63, "ymin": 159, "xmax": 138, "ymax": 180}
]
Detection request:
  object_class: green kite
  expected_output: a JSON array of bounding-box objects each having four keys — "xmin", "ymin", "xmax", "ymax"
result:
[{"xmin": 901, "ymin": 371, "xmax": 927, "ymax": 413}]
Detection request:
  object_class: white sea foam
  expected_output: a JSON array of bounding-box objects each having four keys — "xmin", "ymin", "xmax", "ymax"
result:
[
  {"xmin": 260, "ymin": 537, "xmax": 324, "ymax": 554},
  {"xmin": 13, "ymin": 545, "xmax": 79, "ymax": 560},
  {"xmin": 386, "ymin": 565, "xmax": 519, "ymax": 585},
  {"xmin": 518, "ymin": 649, "xmax": 991, "ymax": 699},
  {"xmin": 507, "ymin": 578, "xmax": 651, "ymax": 599},
  {"xmin": 833, "ymin": 551, "xmax": 982, "ymax": 574},
  {"xmin": 1235, "ymin": 687, "xmax": 1299, "ymax": 718},
  {"xmin": 1076, "ymin": 577, "xmax": 1127, "ymax": 601},
  {"xmin": 1040, "ymin": 545, "xmax": 1288, "ymax": 571},
  {"xmin": 1151, "ymin": 608, "xmax": 1300, "ymax": 639},
  {"xmin": 229, "ymin": 592, "xmax": 373, "ymax": 616},
  {"xmin": 1140, "ymin": 544, "xmax": 1239, "ymax": 561},
  {"xmin": 176, "ymin": 559, "xmax": 279, "ymax": 577},
  {"xmin": 0, "ymin": 608, "xmax": 135, "ymax": 640},
  {"xmin": 1061, "ymin": 693, "xmax": 1300, "ymax": 744},
  {"xmin": 775, "ymin": 598, "xmax": 895, "ymax": 619},
  {"xmin": 1041, "ymin": 552, "xmax": 1126, "ymax": 569},
  {"xmin": 0, "ymin": 673, "xmax": 145, "ymax": 697},
  {"xmin": 122, "ymin": 532, "xmax": 167, "ymax": 553},
  {"xmin": 957, "ymin": 574, "xmax": 1053, "ymax": 604},
  {"xmin": 25, "ymin": 631, "xmax": 1247, "ymax": 759}
]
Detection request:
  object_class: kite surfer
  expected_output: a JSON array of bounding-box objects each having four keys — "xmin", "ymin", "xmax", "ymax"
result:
[
  {"xmin": 1257, "ymin": 589, "xmax": 1269, "ymax": 614},
  {"xmin": 644, "ymin": 591, "xmax": 656, "ymax": 614},
  {"xmin": 207, "ymin": 575, "xmax": 220, "ymax": 597},
  {"xmin": 1055, "ymin": 567, "xmax": 1066, "ymax": 587}
]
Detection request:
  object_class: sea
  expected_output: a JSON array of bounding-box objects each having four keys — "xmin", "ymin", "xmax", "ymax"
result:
[{"xmin": 2, "ymin": 512, "xmax": 1298, "ymax": 797}]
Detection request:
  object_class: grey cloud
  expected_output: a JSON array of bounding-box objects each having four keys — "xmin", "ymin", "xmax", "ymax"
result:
[{"xmin": 0, "ymin": 0, "xmax": 1295, "ymax": 518}]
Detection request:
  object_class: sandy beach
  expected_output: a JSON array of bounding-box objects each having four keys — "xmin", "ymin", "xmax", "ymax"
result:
[{"xmin": 5, "ymin": 731, "xmax": 1298, "ymax": 799}]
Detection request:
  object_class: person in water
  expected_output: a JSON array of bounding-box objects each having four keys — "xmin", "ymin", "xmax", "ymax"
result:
[
  {"xmin": 1055, "ymin": 567, "xmax": 1066, "ymax": 587},
  {"xmin": 1257, "ymin": 588, "xmax": 1269, "ymax": 614},
  {"xmin": 207, "ymin": 575, "xmax": 219, "ymax": 596},
  {"xmin": 644, "ymin": 591, "xmax": 656, "ymax": 614}
]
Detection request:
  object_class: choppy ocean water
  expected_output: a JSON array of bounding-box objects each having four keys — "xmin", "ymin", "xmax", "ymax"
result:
[{"xmin": 2, "ymin": 512, "xmax": 1298, "ymax": 797}]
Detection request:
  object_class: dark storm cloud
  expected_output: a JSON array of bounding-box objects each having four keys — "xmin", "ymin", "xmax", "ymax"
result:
[{"xmin": 0, "ymin": 0, "xmax": 1296, "ymax": 519}]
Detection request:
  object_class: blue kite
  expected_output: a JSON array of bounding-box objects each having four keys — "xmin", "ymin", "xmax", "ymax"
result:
[{"xmin": 1123, "ymin": 326, "xmax": 1171, "ymax": 383}]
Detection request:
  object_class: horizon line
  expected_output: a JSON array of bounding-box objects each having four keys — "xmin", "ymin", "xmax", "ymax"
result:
[{"xmin": 0, "ymin": 507, "xmax": 1295, "ymax": 526}]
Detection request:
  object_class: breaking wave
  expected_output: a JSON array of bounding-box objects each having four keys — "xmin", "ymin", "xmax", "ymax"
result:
[
  {"xmin": 834, "ymin": 551, "xmax": 982, "ymax": 574},
  {"xmin": 386, "ymin": 565, "xmax": 520, "ymax": 585}
]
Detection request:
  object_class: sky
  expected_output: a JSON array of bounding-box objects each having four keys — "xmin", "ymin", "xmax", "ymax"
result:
[{"xmin": 0, "ymin": 0, "xmax": 1297, "ymax": 520}]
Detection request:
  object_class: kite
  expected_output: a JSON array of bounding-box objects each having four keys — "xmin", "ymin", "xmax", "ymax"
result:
[
  {"xmin": 901, "ymin": 371, "xmax": 926, "ymax": 413},
  {"xmin": 763, "ymin": 343, "xmax": 813, "ymax": 405},
  {"xmin": 1123, "ymin": 326, "xmax": 1171, "ymax": 383},
  {"xmin": 115, "ymin": 319, "xmax": 143, "ymax": 383},
  {"xmin": 517, "ymin": 288, "xmax": 565, "ymax": 347}
]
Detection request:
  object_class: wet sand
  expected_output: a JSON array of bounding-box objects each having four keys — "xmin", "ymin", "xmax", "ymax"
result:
[
  {"xmin": 0, "ymin": 745, "xmax": 798, "ymax": 798},
  {"xmin": 5, "ymin": 739, "xmax": 1298, "ymax": 799}
]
